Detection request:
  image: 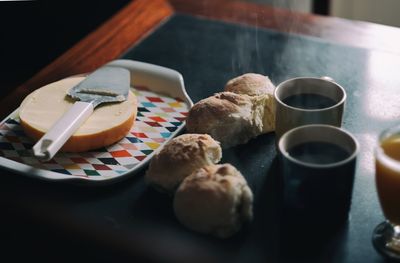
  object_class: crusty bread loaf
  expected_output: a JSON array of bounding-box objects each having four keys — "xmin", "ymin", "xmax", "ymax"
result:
[
  {"xmin": 145, "ymin": 134, "xmax": 222, "ymax": 193},
  {"xmin": 225, "ymin": 72, "xmax": 276, "ymax": 134},
  {"xmin": 19, "ymin": 77, "xmax": 137, "ymax": 152},
  {"xmin": 186, "ymin": 92, "xmax": 274, "ymax": 148},
  {"xmin": 173, "ymin": 163, "xmax": 253, "ymax": 238},
  {"xmin": 225, "ymin": 73, "xmax": 275, "ymax": 97}
]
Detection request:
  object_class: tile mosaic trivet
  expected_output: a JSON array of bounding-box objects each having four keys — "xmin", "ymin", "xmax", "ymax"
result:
[{"xmin": 0, "ymin": 86, "xmax": 189, "ymax": 180}]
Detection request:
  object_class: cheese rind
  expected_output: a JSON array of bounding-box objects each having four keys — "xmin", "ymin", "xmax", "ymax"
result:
[{"xmin": 19, "ymin": 77, "xmax": 137, "ymax": 152}]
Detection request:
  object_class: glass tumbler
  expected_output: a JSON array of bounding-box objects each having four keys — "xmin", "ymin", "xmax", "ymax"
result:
[{"xmin": 373, "ymin": 125, "xmax": 400, "ymax": 260}]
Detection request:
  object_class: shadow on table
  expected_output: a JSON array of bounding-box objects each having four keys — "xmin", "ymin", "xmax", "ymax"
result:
[
  {"xmin": 125, "ymin": 139, "xmax": 283, "ymax": 263},
  {"xmin": 275, "ymin": 161, "xmax": 352, "ymax": 263}
]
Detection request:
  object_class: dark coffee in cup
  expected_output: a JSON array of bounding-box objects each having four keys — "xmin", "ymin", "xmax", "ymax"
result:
[
  {"xmin": 288, "ymin": 141, "xmax": 350, "ymax": 164},
  {"xmin": 282, "ymin": 93, "xmax": 337, "ymax": 110}
]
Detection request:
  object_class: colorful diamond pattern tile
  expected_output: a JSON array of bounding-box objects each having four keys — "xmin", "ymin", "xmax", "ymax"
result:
[{"xmin": 0, "ymin": 87, "xmax": 189, "ymax": 180}]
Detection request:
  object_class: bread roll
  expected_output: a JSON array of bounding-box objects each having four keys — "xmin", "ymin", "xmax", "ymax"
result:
[
  {"xmin": 145, "ymin": 134, "xmax": 222, "ymax": 193},
  {"xmin": 186, "ymin": 92, "xmax": 274, "ymax": 148},
  {"xmin": 225, "ymin": 73, "xmax": 275, "ymax": 97},
  {"xmin": 225, "ymin": 72, "xmax": 276, "ymax": 135},
  {"xmin": 173, "ymin": 163, "xmax": 253, "ymax": 238}
]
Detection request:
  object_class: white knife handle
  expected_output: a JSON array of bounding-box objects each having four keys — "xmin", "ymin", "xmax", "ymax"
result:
[{"xmin": 32, "ymin": 101, "xmax": 94, "ymax": 161}]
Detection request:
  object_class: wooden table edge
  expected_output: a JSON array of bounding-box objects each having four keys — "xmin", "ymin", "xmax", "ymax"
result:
[
  {"xmin": 0, "ymin": 0, "xmax": 173, "ymax": 119},
  {"xmin": 2, "ymin": 0, "xmax": 400, "ymax": 119},
  {"xmin": 170, "ymin": 0, "xmax": 400, "ymax": 56}
]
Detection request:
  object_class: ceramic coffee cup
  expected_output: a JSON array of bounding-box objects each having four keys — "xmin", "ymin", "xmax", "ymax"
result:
[
  {"xmin": 278, "ymin": 124, "xmax": 359, "ymax": 227},
  {"xmin": 274, "ymin": 77, "xmax": 346, "ymax": 141}
]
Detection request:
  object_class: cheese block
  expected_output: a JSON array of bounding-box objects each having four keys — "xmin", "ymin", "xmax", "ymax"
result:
[{"xmin": 19, "ymin": 76, "xmax": 137, "ymax": 152}]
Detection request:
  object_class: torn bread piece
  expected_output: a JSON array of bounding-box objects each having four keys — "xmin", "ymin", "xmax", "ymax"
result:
[
  {"xmin": 186, "ymin": 92, "xmax": 274, "ymax": 148},
  {"xmin": 145, "ymin": 134, "xmax": 222, "ymax": 193}
]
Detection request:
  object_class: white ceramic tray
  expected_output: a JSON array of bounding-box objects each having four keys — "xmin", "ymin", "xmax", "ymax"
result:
[{"xmin": 0, "ymin": 60, "xmax": 193, "ymax": 184}]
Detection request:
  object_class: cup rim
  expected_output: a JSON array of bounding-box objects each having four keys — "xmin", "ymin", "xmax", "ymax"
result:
[
  {"xmin": 278, "ymin": 124, "xmax": 359, "ymax": 168},
  {"xmin": 274, "ymin": 77, "xmax": 347, "ymax": 112},
  {"xmin": 375, "ymin": 124, "xmax": 400, "ymax": 171}
]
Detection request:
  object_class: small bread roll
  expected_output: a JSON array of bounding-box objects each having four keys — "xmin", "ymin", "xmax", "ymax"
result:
[
  {"xmin": 225, "ymin": 73, "xmax": 275, "ymax": 135},
  {"xmin": 225, "ymin": 73, "xmax": 275, "ymax": 96},
  {"xmin": 145, "ymin": 134, "xmax": 222, "ymax": 193},
  {"xmin": 174, "ymin": 163, "xmax": 253, "ymax": 238},
  {"xmin": 186, "ymin": 92, "xmax": 274, "ymax": 148}
]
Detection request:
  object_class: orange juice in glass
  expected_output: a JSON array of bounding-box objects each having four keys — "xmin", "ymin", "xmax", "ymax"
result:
[{"xmin": 373, "ymin": 125, "xmax": 400, "ymax": 260}]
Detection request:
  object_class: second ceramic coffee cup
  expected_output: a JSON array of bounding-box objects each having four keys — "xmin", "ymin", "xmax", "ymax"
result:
[
  {"xmin": 278, "ymin": 124, "xmax": 359, "ymax": 227},
  {"xmin": 274, "ymin": 77, "xmax": 346, "ymax": 141}
]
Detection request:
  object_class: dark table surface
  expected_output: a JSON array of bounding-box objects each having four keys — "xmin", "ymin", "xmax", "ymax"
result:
[{"xmin": 1, "ymin": 7, "xmax": 400, "ymax": 263}]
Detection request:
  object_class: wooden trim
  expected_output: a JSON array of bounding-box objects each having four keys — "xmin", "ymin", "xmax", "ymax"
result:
[
  {"xmin": 0, "ymin": 0, "xmax": 173, "ymax": 119},
  {"xmin": 3, "ymin": 0, "xmax": 400, "ymax": 119},
  {"xmin": 170, "ymin": 0, "xmax": 400, "ymax": 55}
]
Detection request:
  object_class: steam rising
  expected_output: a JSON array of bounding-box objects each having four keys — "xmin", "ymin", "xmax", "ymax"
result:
[{"xmin": 230, "ymin": 0, "xmax": 313, "ymax": 81}]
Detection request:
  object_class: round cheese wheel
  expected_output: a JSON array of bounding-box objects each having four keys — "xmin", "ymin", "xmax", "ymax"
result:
[{"xmin": 19, "ymin": 76, "xmax": 137, "ymax": 152}]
